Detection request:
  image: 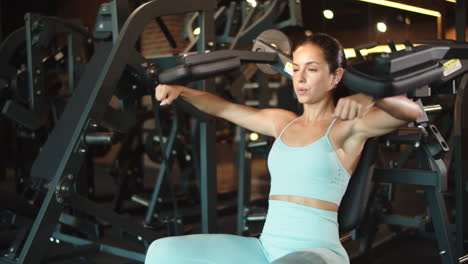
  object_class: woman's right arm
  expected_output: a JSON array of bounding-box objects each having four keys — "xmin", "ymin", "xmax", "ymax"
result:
[{"xmin": 155, "ymin": 84, "xmax": 296, "ymax": 137}]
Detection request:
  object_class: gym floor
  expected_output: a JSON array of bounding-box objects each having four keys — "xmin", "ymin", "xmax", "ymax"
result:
[{"xmin": 1, "ymin": 142, "xmax": 444, "ymax": 264}]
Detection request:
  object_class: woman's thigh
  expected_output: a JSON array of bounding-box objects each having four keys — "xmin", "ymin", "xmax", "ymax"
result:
[
  {"xmin": 271, "ymin": 248, "xmax": 349, "ymax": 264},
  {"xmin": 145, "ymin": 234, "xmax": 270, "ymax": 264}
]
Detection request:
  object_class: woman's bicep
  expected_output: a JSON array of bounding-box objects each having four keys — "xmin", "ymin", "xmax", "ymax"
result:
[{"xmin": 220, "ymin": 105, "xmax": 296, "ymax": 137}]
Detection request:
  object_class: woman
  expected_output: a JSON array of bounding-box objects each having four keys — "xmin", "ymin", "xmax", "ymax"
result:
[{"xmin": 145, "ymin": 33, "xmax": 422, "ymax": 264}]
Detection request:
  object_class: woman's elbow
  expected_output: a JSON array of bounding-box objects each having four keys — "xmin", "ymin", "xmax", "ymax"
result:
[{"xmin": 405, "ymin": 103, "xmax": 424, "ymax": 122}]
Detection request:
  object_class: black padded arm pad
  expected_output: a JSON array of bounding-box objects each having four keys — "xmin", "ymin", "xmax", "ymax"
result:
[
  {"xmin": 158, "ymin": 56, "xmax": 241, "ymax": 84},
  {"xmin": 343, "ymin": 61, "xmax": 443, "ymax": 98}
]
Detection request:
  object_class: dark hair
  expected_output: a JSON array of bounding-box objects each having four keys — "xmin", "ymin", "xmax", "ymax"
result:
[{"xmin": 294, "ymin": 32, "xmax": 350, "ymax": 104}]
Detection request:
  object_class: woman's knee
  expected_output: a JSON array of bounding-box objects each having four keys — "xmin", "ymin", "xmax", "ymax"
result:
[
  {"xmin": 145, "ymin": 237, "xmax": 180, "ymax": 263},
  {"xmin": 272, "ymin": 251, "xmax": 328, "ymax": 264}
]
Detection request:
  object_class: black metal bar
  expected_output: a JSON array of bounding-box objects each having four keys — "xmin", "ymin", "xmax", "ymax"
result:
[
  {"xmin": 144, "ymin": 104, "xmax": 179, "ymax": 225},
  {"xmin": 0, "ymin": 0, "xmax": 2, "ymax": 41},
  {"xmin": 17, "ymin": 186, "xmax": 64, "ymax": 264},
  {"xmin": 424, "ymin": 187, "xmax": 459, "ymax": 264},
  {"xmin": 230, "ymin": 0, "xmax": 284, "ymax": 49},
  {"xmin": 67, "ymin": 34, "xmax": 74, "ymax": 92},
  {"xmin": 25, "ymin": 14, "xmax": 35, "ymax": 110},
  {"xmin": 455, "ymin": 135, "xmax": 465, "ymax": 257},
  {"xmin": 236, "ymin": 127, "xmax": 248, "ymax": 235},
  {"xmin": 114, "ymin": 0, "xmax": 130, "ymax": 37},
  {"xmin": 373, "ymin": 168, "xmax": 439, "ymax": 186},
  {"xmin": 31, "ymin": 41, "xmax": 113, "ymax": 182},
  {"xmin": 21, "ymin": 1, "xmax": 217, "ymax": 263},
  {"xmin": 456, "ymin": 0, "xmax": 466, "ymax": 42},
  {"xmin": 197, "ymin": 8, "xmax": 218, "ymax": 234},
  {"xmin": 53, "ymin": 232, "xmax": 146, "ymax": 262},
  {"xmin": 155, "ymin": 17, "xmax": 177, "ymax": 49},
  {"xmin": 68, "ymin": 193, "xmax": 158, "ymax": 242},
  {"xmin": 45, "ymin": 243, "xmax": 100, "ymax": 262},
  {"xmin": 184, "ymin": 50, "xmax": 277, "ymax": 64}
]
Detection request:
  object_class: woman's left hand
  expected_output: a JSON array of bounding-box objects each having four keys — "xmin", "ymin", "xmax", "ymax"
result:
[{"xmin": 334, "ymin": 93, "xmax": 375, "ymax": 120}]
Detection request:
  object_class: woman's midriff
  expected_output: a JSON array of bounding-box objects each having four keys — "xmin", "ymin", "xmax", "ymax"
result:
[{"xmin": 269, "ymin": 195, "xmax": 339, "ymax": 212}]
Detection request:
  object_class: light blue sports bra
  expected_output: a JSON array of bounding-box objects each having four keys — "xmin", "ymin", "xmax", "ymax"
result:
[{"xmin": 267, "ymin": 117, "xmax": 351, "ymax": 206}]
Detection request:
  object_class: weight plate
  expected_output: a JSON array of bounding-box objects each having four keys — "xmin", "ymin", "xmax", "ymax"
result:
[{"xmin": 253, "ymin": 29, "xmax": 292, "ymax": 75}]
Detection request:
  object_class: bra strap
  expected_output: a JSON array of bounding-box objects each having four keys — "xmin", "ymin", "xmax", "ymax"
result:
[
  {"xmin": 325, "ymin": 117, "xmax": 338, "ymax": 136},
  {"xmin": 277, "ymin": 116, "xmax": 300, "ymax": 138}
]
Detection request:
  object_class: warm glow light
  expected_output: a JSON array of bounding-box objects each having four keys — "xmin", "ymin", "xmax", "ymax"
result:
[
  {"xmin": 445, "ymin": 0, "xmax": 456, "ymax": 3},
  {"xmin": 343, "ymin": 44, "xmax": 407, "ymax": 58},
  {"xmin": 357, "ymin": 0, "xmax": 441, "ymax": 17},
  {"xmin": 246, "ymin": 0, "xmax": 257, "ymax": 8},
  {"xmin": 193, "ymin": 27, "xmax": 201, "ymax": 36},
  {"xmin": 249, "ymin": 133, "xmax": 259, "ymax": 141},
  {"xmin": 377, "ymin": 22, "xmax": 387, "ymax": 32},
  {"xmin": 323, "ymin": 9, "xmax": 334, "ymax": 19}
]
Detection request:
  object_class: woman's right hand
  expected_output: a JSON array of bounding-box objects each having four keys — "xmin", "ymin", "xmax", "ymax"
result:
[{"xmin": 155, "ymin": 84, "xmax": 185, "ymax": 105}]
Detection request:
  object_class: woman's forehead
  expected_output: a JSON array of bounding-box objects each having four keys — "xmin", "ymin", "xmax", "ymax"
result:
[{"xmin": 293, "ymin": 44, "xmax": 326, "ymax": 64}]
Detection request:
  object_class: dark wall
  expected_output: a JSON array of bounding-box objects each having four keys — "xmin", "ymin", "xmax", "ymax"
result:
[
  {"xmin": 2, "ymin": 0, "xmax": 58, "ymax": 39},
  {"xmin": 0, "ymin": 0, "xmax": 3, "ymax": 40},
  {"xmin": 57, "ymin": 0, "xmax": 108, "ymax": 31}
]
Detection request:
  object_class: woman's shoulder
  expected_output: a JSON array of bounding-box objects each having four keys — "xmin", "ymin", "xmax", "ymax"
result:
[{"xmin": 262, "ymin": 108, "xmax": 298, "ymax": 138}]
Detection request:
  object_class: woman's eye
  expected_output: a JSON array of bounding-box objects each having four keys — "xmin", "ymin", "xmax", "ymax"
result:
[{"xmin": 293, "ymin": 69, "xmax": 298, "ymax": 72}]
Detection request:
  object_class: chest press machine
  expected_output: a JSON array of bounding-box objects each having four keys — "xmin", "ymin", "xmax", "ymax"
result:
[
  {"xmin": 246, "ymin": 39, "xmax": 468, "ymax": 263},
  {"xmin": 2, "ymin": 1, "xmax": 467, "ymax": 263},
  {"xmin": 159, "ymin": 30, "xmax": 468, "ymax": 264},
  {"xmin": 338, "ymin": 41, "xmax": 468, "ymax": 264},
  {"xmin": 0, "ymin": 0, "xmax": 302, "ymax": 263}
]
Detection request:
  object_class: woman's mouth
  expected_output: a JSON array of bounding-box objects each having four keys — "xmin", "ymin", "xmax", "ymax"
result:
[{"xmin": 296, "ymin": 88, "xmax": 308, "ymax": 95}]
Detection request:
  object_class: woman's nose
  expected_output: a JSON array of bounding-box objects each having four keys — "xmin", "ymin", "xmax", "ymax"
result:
[{"xmin": 295, "ymin": 70, "xmax": 306, "ymax": 83}]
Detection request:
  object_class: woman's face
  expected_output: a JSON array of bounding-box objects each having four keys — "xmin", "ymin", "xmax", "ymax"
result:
[{"xmin": 292, "ymin": 43, "xmax": 340, "ymax": 104}]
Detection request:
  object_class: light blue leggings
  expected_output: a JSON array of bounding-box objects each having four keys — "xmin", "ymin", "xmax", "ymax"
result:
[{"xmin": 145, "ymin": 200, "xmax": 349, "ymax": 263}]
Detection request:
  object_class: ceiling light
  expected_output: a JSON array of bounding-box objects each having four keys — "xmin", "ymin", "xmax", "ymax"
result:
[
  {"xmin": 343, "ymin": 44, "xmax": 406, "ymax": 58},
  {"xmin": 246, "ymin": 0, "xmax": 257, "ymax": 8},
  {"xmin": 323, "ymin": 9, "xmax": 334, "ymax": 19},
  {"xmin": 357, "ymin": 0, "xmax": 441, "ymax": 17},
  {"xmin": 249, "ymin": 133, "xmax": 259, "ymax": 141},
  {"xmin": 377, "ymin": 22, "xmax": 387, "ymax": 32},
  {"xmin": 193, "ymin": 27, "xmax": 201, "ymax": 36}
]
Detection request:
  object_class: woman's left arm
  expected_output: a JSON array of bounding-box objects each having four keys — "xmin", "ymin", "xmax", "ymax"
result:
[{"xmin": 334, "ymin": 93, "xmax": 423, "ymax": 139}]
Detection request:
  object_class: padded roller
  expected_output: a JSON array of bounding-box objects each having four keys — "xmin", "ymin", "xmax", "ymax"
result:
[
  {"xmin": 343, "ymin": 61, "xmax": 444, "ymax": 98},
  {"xmin": 158, "ymin": 56, "xmax": 241, "ymax": 84}
]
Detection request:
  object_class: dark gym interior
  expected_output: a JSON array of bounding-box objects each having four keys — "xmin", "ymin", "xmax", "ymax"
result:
[{"xmin": 0, "ymin": 0, "xmax": 467, "ymax": 263}]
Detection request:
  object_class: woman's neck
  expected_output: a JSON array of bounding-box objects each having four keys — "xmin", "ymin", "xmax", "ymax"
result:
[{"xmin": 301, "ymin": 97, "xmax": 335, "ymax": 122}]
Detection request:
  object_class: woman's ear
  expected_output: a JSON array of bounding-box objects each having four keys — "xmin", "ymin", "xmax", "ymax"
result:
[{"xmin": 331, "ymin": 68, "xmax": 344, "ymax": 88}]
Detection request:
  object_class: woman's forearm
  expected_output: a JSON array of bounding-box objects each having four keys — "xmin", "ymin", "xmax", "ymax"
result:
[
  {"xmin": 374, "ymin": 95, "xmax": 423, "ymax": 121},
  {"xmin": 179, "ymin": 86, "xmax": 233, "ymax": 117}
]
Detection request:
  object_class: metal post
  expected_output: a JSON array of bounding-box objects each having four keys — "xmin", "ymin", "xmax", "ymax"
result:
[
  {"xmin": 17, "ymin": 190, "xmax": 63, "ymax": 264},
  {"xmin": 67, "ymin": 34, "xmax": 74, "ymax": 92},
  {"xmin": 14, "ymin": 1, "xmax": 217, "ymax": 263},
  {"xmin": 236, "ymin": 127, "xmax": 249, "ymax": 235},
  {"xmin": 258, "ymin": 71, "xmax": 269, "ymax": 109},
  {"xmin": 0, "ymin": 0, "xmax": 3, "ymax": 41},
  {"xmin": 455, "ymin": 135, "xmax": 465, "ymax": 257},
  {"xmin": 111, "ymin": 0, "xmax": 129, "ymax": 42},
  {"xmin": 25, "ymin": 14, "xmax": 35, "ymax": 110},
  {"xmin": 197, "ymin": 7, "xmax": 218, "ymax": 233},
  {"xmin": 425, "ymin": 187, "xmax": 459, "ymax": 264},
  {"xmin": 456, "ymin": 0, "xmax": 466, "ymax": 41}
]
